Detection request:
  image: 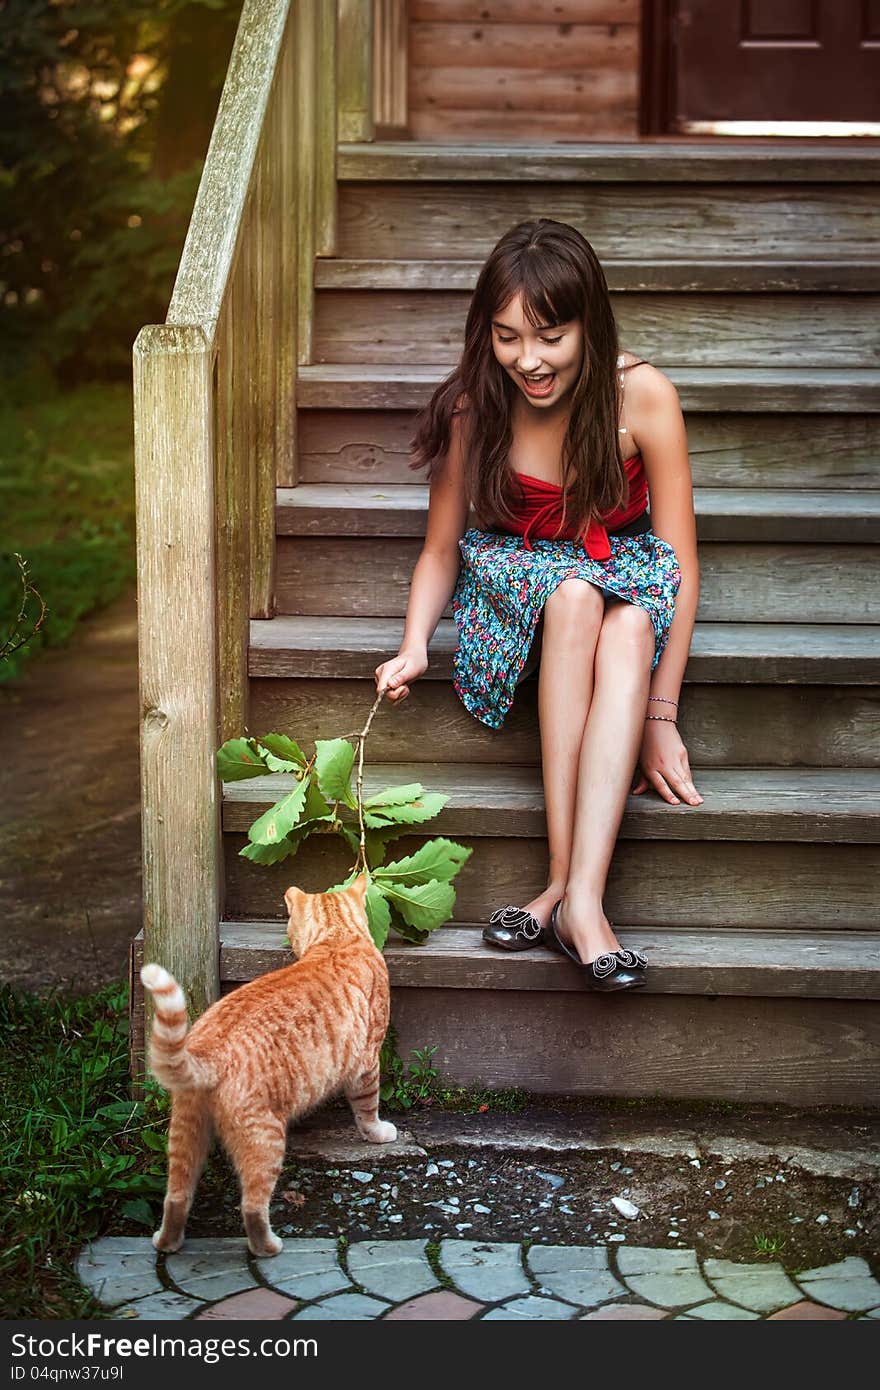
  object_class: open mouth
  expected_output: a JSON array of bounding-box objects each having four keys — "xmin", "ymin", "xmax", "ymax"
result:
[{"xmin": 519, "ymin": 372, "xmax": 557, "ymax": 398}]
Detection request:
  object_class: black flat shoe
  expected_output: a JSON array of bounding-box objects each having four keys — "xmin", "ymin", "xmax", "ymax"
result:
[
  {"xmin": 547, "ymin": 901, "xmax": 647, "ymax": 992},
  {"xmin": 483, "ymin": 904, "xmax": 548, "ymax": 951}
]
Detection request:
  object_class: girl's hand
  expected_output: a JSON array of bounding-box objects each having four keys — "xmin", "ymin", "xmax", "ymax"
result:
[
  {"xmin": 374, "ymin": 648, "xmax": 429, "ymax": 704},
  {"xmin": 632, "ymin": 721, "xmax": 703, "ymax": 806}
]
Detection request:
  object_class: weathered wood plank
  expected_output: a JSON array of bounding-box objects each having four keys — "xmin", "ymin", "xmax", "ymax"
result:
[
  {"xmin": 217, "ymin": 923, "xmax": 880, "ymax": 999},
  {"xmin": 314, "ymin": 258, "xmax": 880, "ymax": 294},
  {"xmin": 296, "ymin": 364, "xmax": 880, "ymax": 412},
  {"xmin": 313, "ymin": 289, "xmax": 880, "ymax": 367},
  {"xmin": 215, "ymin": 292, "xmax": 249, "ymax": 740},
  {"xmin": 276, "ymin": 484, "xmax": 880, "ymax": 543},
  {"xmin": 133, "ymin": 326, "xmax": 221, "ymax": 1020},
  {"xmin": 314, "ymin": 0, "xmax": 338, "ymax": 257},
  {"xmin": 249, "ymin": 615, "xmax": 880, "ymax": 684},
  {"xmin": 223, "ymin": 832, "xmax": 880, "ymax": 929},
  {"xmin": 167, "ymin": 0, "xmax": 291, "ymax": 343},
  {"xmin": 409, "ymin": 21, "xmax": 639, "ymax": 70},
  {"xmin": 274, "ymin": 536, "xmax": 880, "ymax": 623},
  {"xmin": 337, "ymin": 182, "xmax": 880, "ymax": 260},
  {"xmin": 374, "ymin": 0, "xmax": 408, "ymax": 132},
  {"xmin": 337, "ymin": 142, "xmax": 880, "ymax": 183},
  {"xmin": 337, "ymin": 0, "xmax": 373, "ymax": 142},
  {"xmin": 407, "ymin": 108, "xmax": 638, "ymax": 139},
  {"xmin": 411, "ymin": 1, "xmax": 640, "ymax": 20},
  {"xmin": 295, "ymin": 0, "xmax": 317, "ymax": 365},
  {"xmin": 298, "ymin": 410, "xmax": 880, "ymax": 489},
  {"xmin": 409, "ymin": 64, "xmax": 637, "ymax": 113},
  {"xmin": 390, "ymin": 989, "xmax": 880, "ymax": 1104},
  {"xmin": 222, "ymin": 765, "xmax": 880, "ymax": 843},
  {"xmin": 249, "ymin": 677, "xmax": 880, "ymax": 769}
]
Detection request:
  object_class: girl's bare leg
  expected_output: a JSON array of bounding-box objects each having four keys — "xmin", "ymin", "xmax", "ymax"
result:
[
  {"xmin": 521, "ymin": 579, "xmax": 605, "ymax": 930},
  {"xmin": 554, "ymin": 601, "xmax": 655, "ymax": 963}
]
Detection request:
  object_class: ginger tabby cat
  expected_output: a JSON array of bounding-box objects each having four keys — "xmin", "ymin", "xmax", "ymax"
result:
[{"xmin": 140, "ymin": 871, "xmax": 396, "ymax": 1257}]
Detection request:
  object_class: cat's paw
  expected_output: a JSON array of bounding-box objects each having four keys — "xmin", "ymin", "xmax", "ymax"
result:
[
  {"xmin": 248, "ymin": 1231, "xmax": 283, "ymax": 1258},
  {"xmin": 152, "ymin": 1227, "xmax": 184, "ymax": 1253},
  {"xmin": 364, "ymin": 1119, "xmax": 398, "ymax": 1144}
]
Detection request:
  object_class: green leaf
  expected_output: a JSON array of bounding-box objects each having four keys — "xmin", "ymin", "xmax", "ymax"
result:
[
  {"xmin": 216, "ymin": 737, "xmax": 271, "ymax": 781},
  {"xmin": 314, "ymin": 738, "xmax": 357, "ymax": 808},
  {"xmin": 338, "ymin": 824, "xmax": 361, "ymax": 856},
  {"xmin": 257, "ymin": 734, "xmax": 308, "ymax": 772},
  {"xmin": 362, "ymin": 792, "xmax": 448, "ymax": 826},
  {"xmin": 239, "ymin": 825, "xmax": 310, "ymax": 864},
  {"xmin": 365, "ymin": 882, "xmax": 391, "ymax": 950},
  {"xmin": 247, "ymin": 777, "xmax": 309, "ymax": 846},
  {"xmin": 374, "ymin": 837, "xmax": 472, "ymax": 886},
  {"xmin": 363, "ymin": 826, "xmax": 406, "ymax": 867},
  {"xmin": 378, "ymin": 878, "xmax": 455, "ymax": 933},
  {"xmin": 363, "ymin": 810, "xmax": 399, "ymax": 828},
  {"xmin": 363, "ymin": 783, "xmax": 424, "ymax": 809},
  {"xmin": 121, "ymin": 1198, "xmax": 155, "ymax": 1228},
  {"xmin": 302, "ymin": 777, "xmax": 333, "ymax": 822},
  {"xmin": 140, "ymin": 1130, "xmax": 167, "ymax": 1153}
]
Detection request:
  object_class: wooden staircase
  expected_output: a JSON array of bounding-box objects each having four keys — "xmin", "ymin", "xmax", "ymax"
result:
[
  {"xmin": 216, "ymin": 143, "xmax": 880, "ymax": 1107},
  {"xmin": 130, "ymin": 3, "xmax": 880, "ymax": 1107}
]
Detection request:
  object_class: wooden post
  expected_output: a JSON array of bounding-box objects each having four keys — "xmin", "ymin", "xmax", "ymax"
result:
[
  {"xmin": 337, "ymin": 0, "xmax": 374, "ymax": 142},
  {"xmin": 296, "ymin": 0, "xmax": 318, "ymax": 363},
  {"xmin": 133, "ymin": 325, "xmax": 222, "ymax": 1023},
  {"xmin": 373, "ymin": 0, "xmax": 407, "ymax": 136},
  {"xmin": 315, "ymin": 0, "xmax": 339, "ymax": 256}
]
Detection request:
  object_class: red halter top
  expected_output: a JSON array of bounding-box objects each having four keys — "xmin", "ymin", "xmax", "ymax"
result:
[{"xmin": 501, "ymin": 454, "xmax": 648, "ymax": 561}]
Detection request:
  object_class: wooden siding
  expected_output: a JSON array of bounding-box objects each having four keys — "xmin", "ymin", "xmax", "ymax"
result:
[{"xmin": 407, "ymin": 0, "xmax": 640, "ymax": 141}]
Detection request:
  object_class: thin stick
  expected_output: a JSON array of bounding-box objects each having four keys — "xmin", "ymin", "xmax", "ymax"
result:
[{"xmin": 353, "ymin": 688, "xmax": 387, "ymax": 873}]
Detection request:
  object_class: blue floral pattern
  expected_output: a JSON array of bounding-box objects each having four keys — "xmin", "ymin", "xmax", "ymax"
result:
[{"xmin": 451, "ymin": 526, "xmax": 682, "ymax": 729}]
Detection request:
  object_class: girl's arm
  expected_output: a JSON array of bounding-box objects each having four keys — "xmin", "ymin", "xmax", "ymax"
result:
[
  {"xmin": 375, "ymin": 413, "xmax": 471, "ymax": 704},
  {"xmin": 629, "ymin": 367, "xmax": 703, "ymax": 806}
]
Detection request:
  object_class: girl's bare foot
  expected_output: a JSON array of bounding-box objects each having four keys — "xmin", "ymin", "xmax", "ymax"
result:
[
  {"xmin": 553, "ymin": 893, "xmax": 621, "ymax": 965},
  {"xmin": 521, "ymin": 880, "xmax": 567, "ymax": 934}
]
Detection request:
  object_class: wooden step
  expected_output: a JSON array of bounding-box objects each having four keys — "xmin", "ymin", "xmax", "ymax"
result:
[
  {"xmin": 216, "ymin": 924, "xmax": 880, "ymax": 1000},
  {"xmin": 274, "ymin": 535, "xmax": 880, "ymax": 623},
  {"xmin": 299, "ymin": 409, "xmax": 880, "ymax": 490},
  {"xmin": 315, "ymin": 258, "xmax": 880, "ymax": 294},
  {"xmin": 222, "ymin": 765, "xmax": 880, "ymax": 844},
  {"xmin": 296, "ymin": 364, "xmax": 880, "ymax": 413},
  {"xmin": 336, "ymin": 180, "xmax": 878, "ymax": 262},
  {"xmin": 277, "ymin": 484, "xmax": 880, "ymax": 544},
  {"xmin": 337, "ymin": 141, "xmax": 880, "ymax": 183},
  {"xmin": 250, "ymin": 616, "xmax": 880, "ymax": 683},
  {"xmin": 224, "ymin": 827, "xmax": 878, "ymax": 931},
  {"xmin": 312, "ymin": 289, "xmax": 880, "ymax": 369},
  {"xmin": 250, "ymin": 676, "xmax": 880, "ymax": 770},
  {"xmin": 130, "ymin": 925, "xmax": 880, "ymax": 1104}
]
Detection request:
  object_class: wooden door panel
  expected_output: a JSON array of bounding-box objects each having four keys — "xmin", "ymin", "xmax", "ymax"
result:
[{"xmin": 655, "ymin": 0, "xmax": 880, "ymax": 128}]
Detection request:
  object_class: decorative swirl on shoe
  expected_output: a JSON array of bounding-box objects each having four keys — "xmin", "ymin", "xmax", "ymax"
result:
[
  {"xmin": 488, "ymin": 905, "xmax": 543, "ymax": 941},
  {"xmin": 590, "ymin": 953, "xmax": 619, "ymax": 979},
  {"xmin": 615, "ymin": 948, "xmax": 648, "ymax": 970}
]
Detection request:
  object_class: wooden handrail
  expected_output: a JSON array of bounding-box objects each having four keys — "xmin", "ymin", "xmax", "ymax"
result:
[
  {"xmin": 132, "ymin": 0, "xmax": 343, "ymax": 1043},
  {"xmin": 167, "ymin": 0, "xmax": 293, "ymax": 346}
]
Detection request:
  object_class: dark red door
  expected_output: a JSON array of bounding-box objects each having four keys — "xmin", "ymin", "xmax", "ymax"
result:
[{"xmin": 644, "ymin": 0, "xmax": 880, "ymax": 133}]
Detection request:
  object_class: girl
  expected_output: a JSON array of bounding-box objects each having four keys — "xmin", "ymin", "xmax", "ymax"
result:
[{"xmin": 374, "ymin": 219, "xmax": 702, "ymax": 992}]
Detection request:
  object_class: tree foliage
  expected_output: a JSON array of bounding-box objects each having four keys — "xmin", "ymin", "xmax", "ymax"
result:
[{"xmin": 0, "ymin": 0, "xmax": 242, "ymax": 381}]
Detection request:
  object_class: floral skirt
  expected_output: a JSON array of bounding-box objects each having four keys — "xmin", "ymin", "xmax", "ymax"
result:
[{"xmin": 451, "ymin": 526, "xmax": 682, "ymax": 730}]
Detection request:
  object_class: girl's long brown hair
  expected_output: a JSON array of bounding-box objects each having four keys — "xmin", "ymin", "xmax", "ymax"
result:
[{"xmin": 410, "ymin": 219, "xmax": 630, "ymax": 536}]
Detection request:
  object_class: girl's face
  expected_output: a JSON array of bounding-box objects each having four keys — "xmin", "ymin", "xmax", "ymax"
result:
[{"xmin": 491, "ymin": 291, "xmax": 584, "ymax": 410}]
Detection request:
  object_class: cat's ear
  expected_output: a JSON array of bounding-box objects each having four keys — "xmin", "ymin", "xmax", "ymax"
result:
[
  {"xmin": 283, "ymin": 885, "xmax": 303, "ymax": 914},
  {"xmin": 348, "ymin": 870, "xmax": 369, "ymax": 902}
]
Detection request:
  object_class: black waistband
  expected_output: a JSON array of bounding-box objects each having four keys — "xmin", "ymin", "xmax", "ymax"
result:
[{"xmin": 610, "ymin": 510, "xmax": 651, "ymax": 539}]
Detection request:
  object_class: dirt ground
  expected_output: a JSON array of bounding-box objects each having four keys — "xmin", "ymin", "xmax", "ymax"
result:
[{"xmin": 0, "ymin": 585, "xmax": 143, "ymax": 993}]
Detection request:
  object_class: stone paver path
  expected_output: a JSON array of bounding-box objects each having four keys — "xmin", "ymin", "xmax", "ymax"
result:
[{"xmin": 76, "ymin": 1238, "xmax": 880, "ymax": 1321}]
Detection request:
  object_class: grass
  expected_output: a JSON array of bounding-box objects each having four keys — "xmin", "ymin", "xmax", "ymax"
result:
[
  {"xmin": 0, "ymin": 380, "xmax": 135, "ymax": 684},
  {"xmin": 0, "ymin": 981, "xmax": 169, "ymax": 1319},
  {"xmin": 379, "ymin": 1028, "xmax": 527, "ymax": 1115},
  {"xmin": 753, "ymin": 1232, "xmax": 787, "ymax": 1257}
]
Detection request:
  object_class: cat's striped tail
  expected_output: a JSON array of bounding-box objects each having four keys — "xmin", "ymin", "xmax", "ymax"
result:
[{"xmin": 140, "ymin": 964, "xmax": 212, "ymax": 1091}]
